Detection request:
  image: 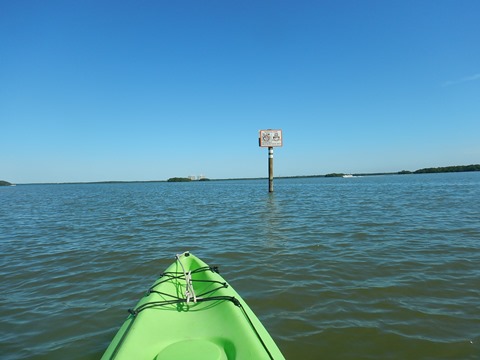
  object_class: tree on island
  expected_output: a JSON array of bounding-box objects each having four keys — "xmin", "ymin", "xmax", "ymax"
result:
[
  {"xmin": 167, "ymin": 177, "xmax": 192, "ymax": 182},
  {"xmin": 0, "ymin": 180, "xmax": 12, "ymax": 186},
  {"xmin": 325, "ymin": 173, "xmax": 345, "ymax": 177},
  {"xmin": 167, "ymin": 177, "xmax": 210, "ymax": 182},
  {"xmin": 414, "ymin": 164, "xmax": 480, "ymax": 174}
]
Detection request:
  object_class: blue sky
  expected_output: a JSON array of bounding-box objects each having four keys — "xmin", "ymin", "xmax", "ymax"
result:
[{"xmin": 1, "ymin": 1, "xmax": 479, "ymax": 183}]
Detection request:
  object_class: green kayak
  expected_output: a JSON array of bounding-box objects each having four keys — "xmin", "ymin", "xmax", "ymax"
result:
[{"xmin": 101, "ymin": 252, "xmax": 285, "ymax": 360}]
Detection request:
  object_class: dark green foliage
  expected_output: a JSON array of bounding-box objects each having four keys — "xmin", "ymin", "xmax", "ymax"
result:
[
  {"xmin": 325, "ymin": 173, "xmax": 345, "ymax": 177},
  {"xmin": 0, "ymin": 180, "xmax": 12, "ymax": 186},
  {"xmin": 414, "ymin": 164, "xmax": 480, "ymax": 174},
  {"xmin": 167, "ymin": 177, "xmax": 192, "ymax": 182}
]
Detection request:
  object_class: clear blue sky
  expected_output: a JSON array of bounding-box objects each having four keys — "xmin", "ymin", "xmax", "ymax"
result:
[{"xmin": 1, "ymin": 1, "xmax": 479, "ymax": 183}]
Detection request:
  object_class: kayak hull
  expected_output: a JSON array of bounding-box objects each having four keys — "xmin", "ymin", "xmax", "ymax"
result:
[{"xmin": 101, "ymin": 252, "xmax": 285, "ymax": 360}]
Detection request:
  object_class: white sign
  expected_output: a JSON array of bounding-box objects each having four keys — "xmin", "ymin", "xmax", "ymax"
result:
[{"xmin": 259, "ymin": 129, "xmax": 283, "ymax": 147}]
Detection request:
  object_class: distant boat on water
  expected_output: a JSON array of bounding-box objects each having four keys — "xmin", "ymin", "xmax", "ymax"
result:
[{"xmin": 342, "ymin": 174, "xmax": 354, "ymax": 178}]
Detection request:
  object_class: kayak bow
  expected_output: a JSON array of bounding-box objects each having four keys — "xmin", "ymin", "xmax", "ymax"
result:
[{"xmin": 102, "ymin": 252, "xmax": 285, "ymax": 360}]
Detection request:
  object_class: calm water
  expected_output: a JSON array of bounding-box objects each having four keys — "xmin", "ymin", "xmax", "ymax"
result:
[{"xmin": 1, "ymin": 173, "xmax": 479, "ymax": 359}]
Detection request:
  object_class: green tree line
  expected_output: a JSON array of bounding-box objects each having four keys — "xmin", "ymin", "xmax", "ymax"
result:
[{"xmin": 413, "ymin": 164, "xmax": 480, "ymax": 174}]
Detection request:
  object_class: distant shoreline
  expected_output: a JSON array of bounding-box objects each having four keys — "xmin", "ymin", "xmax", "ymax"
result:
[{"xmin": 8, "ymin": 164, "xmax": 480, "ymax": 186}]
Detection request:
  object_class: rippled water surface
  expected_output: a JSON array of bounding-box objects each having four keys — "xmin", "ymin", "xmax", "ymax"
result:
[{"xmin": 1, "ymin": 173, "xmax": 479, "ymax": 359}]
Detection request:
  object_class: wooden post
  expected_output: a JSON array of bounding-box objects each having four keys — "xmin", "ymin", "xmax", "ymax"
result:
[{"xmin": 268, "ymin": 147, "xmax": 274, "ymax": 192}]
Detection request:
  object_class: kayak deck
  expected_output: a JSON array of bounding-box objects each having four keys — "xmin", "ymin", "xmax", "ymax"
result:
[{"xmin": 101, "ymin": 252, "xmax": 285, "ymax": 360}]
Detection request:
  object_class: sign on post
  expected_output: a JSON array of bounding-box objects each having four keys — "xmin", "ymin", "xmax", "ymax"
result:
[
  {"xmin": 259, "ymin": 129, "xmax": 283, "ymax": 148},
  {"xmin": 259, "ymin": 129, "xmax": 282, "ymax": 192}
]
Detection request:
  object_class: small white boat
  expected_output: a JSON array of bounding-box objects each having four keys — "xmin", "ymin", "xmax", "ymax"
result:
[{"xmin": 342, "ymin": 174, "xmax": 354, "ymax": 178}]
